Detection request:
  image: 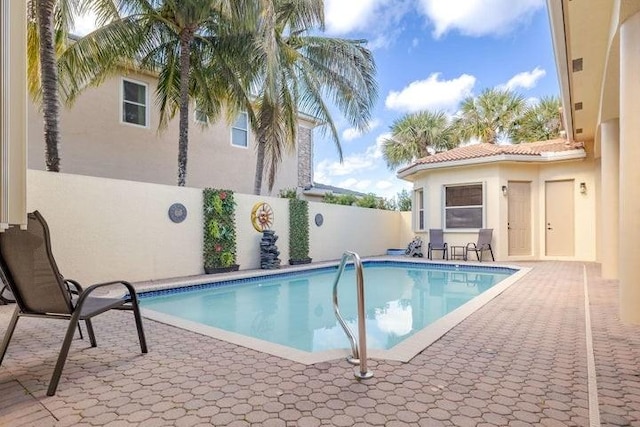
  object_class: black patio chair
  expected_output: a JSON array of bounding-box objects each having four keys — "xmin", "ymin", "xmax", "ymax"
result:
[
  {"xmin": 427, "ymin": 229, "xmax": 448, "ymax": 260},
  {"xmin": 0, "ymin": 210, "xmax": 147, "ymax": 396},
  {"xmin": 466, "ymin": 228, "xmax": 495, "ymax": 261}
]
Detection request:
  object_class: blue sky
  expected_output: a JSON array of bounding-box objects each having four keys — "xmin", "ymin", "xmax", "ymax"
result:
[
  {"xmin": 314, "ymin": 0, "xmax": 559, "ymax": 201},
  {"xmin": 74, "ymin": 0, "xmax": 559, "ymax": 200}
]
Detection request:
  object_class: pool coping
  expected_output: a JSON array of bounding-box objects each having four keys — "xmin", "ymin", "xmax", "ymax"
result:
[{"xmin": 124, "ymin": 257, "xmax": 531, "ymax": 365}]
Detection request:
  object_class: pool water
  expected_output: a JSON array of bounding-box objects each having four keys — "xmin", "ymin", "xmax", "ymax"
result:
[{"xmin": 139, "ymin": 263, "xmax": 514, "ymax": 353}]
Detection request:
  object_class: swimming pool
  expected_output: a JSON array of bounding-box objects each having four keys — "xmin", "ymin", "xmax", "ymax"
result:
[{"xmin": 139, "ymin": 260, "xmax": 528, "ymax": 363}]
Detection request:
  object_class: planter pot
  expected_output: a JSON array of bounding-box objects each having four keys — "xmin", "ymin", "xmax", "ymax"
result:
[
  {"xmin": 204, "ymin": 264, "xmax": 240, "ymax": 274},
  {"xmin": 289, "ymin": 258, "xmax": 312, "ymax": 265}
]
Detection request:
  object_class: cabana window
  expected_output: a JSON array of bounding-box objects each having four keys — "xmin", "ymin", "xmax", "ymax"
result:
[{"xmin": 444, "ymin": 183, "xmax": 483, "ymax": 229}]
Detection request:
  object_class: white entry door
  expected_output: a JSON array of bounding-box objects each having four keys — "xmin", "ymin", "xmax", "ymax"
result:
[
  {"xmin": 508, "ymin": 181, "xmax": 532, "ymax": 256},
  {"xmin": 545, "ymin": 180, "xmax": 575, "ymax": 256}
]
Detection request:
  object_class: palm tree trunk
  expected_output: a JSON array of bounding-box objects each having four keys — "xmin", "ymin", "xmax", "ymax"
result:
[
  {"xmin": 253, "ymin": 134, "xmax": 266, "ymax": 195},
  {"xmin": 38, "ymin": 0, "xmax": 60, "ymax": 172},
  {"xmin": 177, "ymin": 30, "xmax": 193, "ymax": 187}
]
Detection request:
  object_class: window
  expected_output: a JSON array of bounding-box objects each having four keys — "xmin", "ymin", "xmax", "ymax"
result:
[
  {"xmin": 194, "ymin": 103, "xmax": 207, "ymax": 124},
  {"xmin": 231, "ymin": 112, "xmax": 248, "ymax": 148},
  {"xmin": 415, "ymin": 188, "xmax": 424, "ymax": 230},
  {"xmin": 444, "ymin": 183, "xmax": 483, "ymax": 229},
  {"xmin": 122, "ymin": 79, "xmax": 147, "ymax": 127}
]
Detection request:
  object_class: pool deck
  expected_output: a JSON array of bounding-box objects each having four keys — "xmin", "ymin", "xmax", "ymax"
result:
[{"xmin": 1, "ymin": 261, "xmax": 639, "ymax": 426}]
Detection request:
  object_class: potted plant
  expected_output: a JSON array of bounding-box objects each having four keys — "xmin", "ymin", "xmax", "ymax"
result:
[
  {"xmin": 288, "ymin": 198, "xmax": 312, "ymax": 265},
  {"xmin": 203, "ymin": 188, "xmax": 239, "ymax": 273}
]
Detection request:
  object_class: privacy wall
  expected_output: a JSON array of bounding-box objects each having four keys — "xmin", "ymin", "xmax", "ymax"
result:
[{"xmin": 27, "ymin": 170, "xmax": 409, "ymax": 284}]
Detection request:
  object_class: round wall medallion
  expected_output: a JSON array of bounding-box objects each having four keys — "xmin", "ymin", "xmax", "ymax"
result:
[
  {"xmin": 314, "ymin": 213, "xmax": 324, "ymax": 227},
  {"xmin": 168, "ymin": 203, "xmax": 187, "ymax": 223},
  {"xmin": 251, "ymin": 202, "xmax": 274, "ymax": 232}
]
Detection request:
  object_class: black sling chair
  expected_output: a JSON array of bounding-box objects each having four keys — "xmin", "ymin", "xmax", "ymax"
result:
[{"xmin": 0, "ymin": 211, "xmax": 147, "ymax": 396}]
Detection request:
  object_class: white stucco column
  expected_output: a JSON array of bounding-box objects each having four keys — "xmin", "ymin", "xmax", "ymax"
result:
[
  {"xmin": 619, "ymin": 11, "xmax": 640, "ymax": 323},
  {"xmin": 0, "ymin": 1, "xmax": 27, "ymax": 229},
  {"xmin": 600, "ymin": 119, "xmax": 619, "ymax": 279}
]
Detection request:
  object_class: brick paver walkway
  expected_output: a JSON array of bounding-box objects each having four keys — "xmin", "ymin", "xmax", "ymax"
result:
[{"xmin": 0, "ymin": 261, "xmax": 638, "ymax": 426}]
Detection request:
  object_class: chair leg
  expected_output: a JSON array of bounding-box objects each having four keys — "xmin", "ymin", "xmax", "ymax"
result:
[
  {"xmin": 488, "ymin": 245, "xmax": 495, "ymax": 261},
  {"xmin": 85, "ymin": 319, "xmax": 97, "ymax": 347},
  {"xmin": 130, "ymin": 298, "xmax": 148, "ymax": 354},
  {"xmin": 0, "ymin": 308, "xmax": 20, "ymax": 365},
  {"xmin": 48, "ymin": 318, "xmax": 79, "ymax": 396}
]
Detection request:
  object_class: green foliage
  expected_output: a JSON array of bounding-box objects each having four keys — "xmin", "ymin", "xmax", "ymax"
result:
[
  {"xmin": 279, "ymin": 188, "xmax": 298, "ymax": 199},
  {"xmin": 322, "ymin": 192, "xmax": 358, "ymax": 206},
  {"xmin": 355, "ymin": 193, "xmax": 380, "ymax": 208},
  {"xmin": 203, "ymin": 188, "xmax": 237, "ymax": 268},
  {"xmin": 289, "ymin": 199, "xmax": 309, "ymax": 260},
  {"xmin": 511, "ymin": 96, "xmax": 562, "ymax": 143},
  {"xmin": 323, "ymin": 192, "xmax": 396, "ymax": 210},
  {"xmin": 397, "ymin": 189, "xmax": 412, "ymax": 211},
  {"xmin": 382, "ymin": 110, "xmax": 457, "ymax": 170}
]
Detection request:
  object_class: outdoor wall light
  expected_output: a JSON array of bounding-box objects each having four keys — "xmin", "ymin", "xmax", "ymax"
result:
[
  {"xmin": 501, "ymin": 185, "xmax": 508, "ymax": 196},
  {"xmin": 580, "ymin": 182, "xmax": 587, "ymax": 194}
]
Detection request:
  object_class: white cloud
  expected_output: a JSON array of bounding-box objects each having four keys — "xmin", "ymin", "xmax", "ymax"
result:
[
  {"xmin": 412, "ymin": 38, "xmax": 419, "ymax": 48},
  {"xmin": 376, "ymin": 181, "xmax": 393, "ymax": 190},
  {"xmin": 417, "ymin": 0, "xmax": 545, "ymax": 38},
  {"xmin": 314, "ymin": 132, "xmax": 413, "ymax": 199},
  {"xmin": 497, "ymin": 67, "xmax": 546, "ymax": 91},
  {"xmin": 342, "ymin": 119, "xmax": 381, "ymax": 142},
  {"xmin": 73, "ymin": 12, "xmax": 97, "ymax": 36},
  {"xmin": 338, "ymin": 178, "xmax": 372, "ymax": 191},
  {"xmin": 324, "ymin": 0, "xmax": 386, "ymax": 34},
  {"xmin": 324, "ymin": 0, "xmax": 410, "ymax": 48},
  {"xmin": 385, "ymin": 73, "xmax": 476, "ymax": 113}
]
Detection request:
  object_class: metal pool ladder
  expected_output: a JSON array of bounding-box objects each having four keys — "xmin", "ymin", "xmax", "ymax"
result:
[{"xmin": 332, "ymin": 251, "xmax": 373, "ymax": 379}]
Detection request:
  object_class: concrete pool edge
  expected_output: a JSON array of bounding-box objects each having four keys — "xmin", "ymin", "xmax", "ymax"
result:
[{"xmin": 128, "ymin": 258, "xmax": 531, "ymax": 365}]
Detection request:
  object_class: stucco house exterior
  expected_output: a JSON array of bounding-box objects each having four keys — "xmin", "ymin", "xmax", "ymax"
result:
[
  {"xmin": 26, "ymin": 70, "xmax": 317, "ymax": 196},
  {"xmin": 398, "ymin": 139, "xmax": 594, "ymax": 262},
  {"xmin": 545, "ymin": 0, "xmax": 640, "ymax": 324}
]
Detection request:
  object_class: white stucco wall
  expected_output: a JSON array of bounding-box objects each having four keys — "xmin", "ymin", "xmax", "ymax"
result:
[
  {"xmin": 27, "ymin": 170, "xmax": 203, "ymax": 285},
  {"xmin": 26, "ymin": 171, "xmax": 410, "ymax": 284}
]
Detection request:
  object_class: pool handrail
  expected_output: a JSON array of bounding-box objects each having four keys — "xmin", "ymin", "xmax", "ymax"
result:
[{"xmin": 332, "ymin": 251, "xmax": 373, "ymax": 379}]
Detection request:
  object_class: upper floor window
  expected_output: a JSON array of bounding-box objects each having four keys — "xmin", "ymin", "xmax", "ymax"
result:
[
  {"xmin": 231, "ymin": 112, "xmax": 248, "ymax": 148},
  {"xmin": 122, "ymin": 79, "xmax": 147, "ymax": 127},
  {"xmin": 444, "ymin": 183, "xmax": 484, "ymax": 229},
  {"xmin": 194, "ymin": 103, "xmax": 208, "ymax": 124}
]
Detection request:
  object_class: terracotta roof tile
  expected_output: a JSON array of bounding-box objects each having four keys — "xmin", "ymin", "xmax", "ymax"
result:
[{"xmin": 411, "ymin": 138, "xmax": 584, "ymax": 166}]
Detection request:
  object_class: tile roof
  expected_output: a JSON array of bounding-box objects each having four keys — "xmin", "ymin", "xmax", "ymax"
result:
[
  {"xmin": 396, "ymin": 139, "xmax": 586, "ymax": 178},
  {"xmin": 410, "ymin": 139, "xmax": 585, "ymax": 166}
]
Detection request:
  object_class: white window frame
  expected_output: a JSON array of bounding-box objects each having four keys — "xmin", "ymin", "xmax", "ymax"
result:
[
  {"xmin": 442, "ymin": 182, "xmax": 485, "ymax": 231},
  {"xmin": 414, "ymin": 188, "xmax": 425, "ymax": 231},
  {"xmin": 120, "ymin": 78, "xmax": 149, "ymax": 128},
  {"xmin": 230, "ymin": 111, "xmax": 249, "ymax": 149}
]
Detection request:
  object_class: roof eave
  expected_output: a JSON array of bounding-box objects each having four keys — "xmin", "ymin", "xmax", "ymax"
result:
[
  {"xmin": 397, "ymin": 150, "xmax": 587, "ymax": 180},
  {"xmin": 547, "ymin": 0, "xmax": 574, "ymax": 141}
]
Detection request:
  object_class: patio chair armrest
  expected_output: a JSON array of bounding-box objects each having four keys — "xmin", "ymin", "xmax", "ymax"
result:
[
  {"xmin": 466, "ymin": 243, "xmax": 478, "ymax": 250},
  {"xmin": 75, "ymin": 280, "xmax": 139, "ymax": 308}
]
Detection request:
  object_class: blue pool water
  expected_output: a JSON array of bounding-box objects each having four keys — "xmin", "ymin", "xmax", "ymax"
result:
[{"xmin": 139, "ymin": 262, "xmax": 515, "ymax": 353}]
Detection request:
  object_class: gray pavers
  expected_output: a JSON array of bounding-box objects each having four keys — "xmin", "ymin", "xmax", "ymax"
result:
[{"xmin": 0, "ymin": 262, "xmax": 638, "ymax": 426}]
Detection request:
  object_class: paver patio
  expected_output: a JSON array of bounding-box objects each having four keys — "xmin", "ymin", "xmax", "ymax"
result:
[{"xmin": 0, "ymin": 261, "xmax": 638, "ymax": 426}]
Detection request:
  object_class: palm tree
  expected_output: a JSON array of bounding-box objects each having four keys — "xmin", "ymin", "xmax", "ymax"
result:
[
  {"xmin": 59, "ymin": 0, "xmax": 255, "ymax": 186},
  {"xmin": 27, "ymin": 0, "xmax": 83, "ymax": 172},
  {"xmin": 382, "ymin": 110, "xmax": 457, "ymax": 170},
  {"xmin": 454, "ymin": 88, "xmax": 525, "ymax": 144},
  {"xmin": 511, "ymin": 96, "xmax": 562, "ymax": 142},
  {"xmin": 250, "ymin": 0, "xmax": 377, "ymax": 194}
]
